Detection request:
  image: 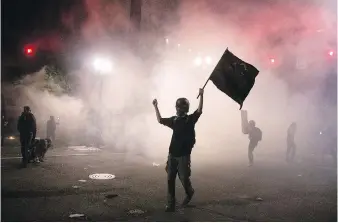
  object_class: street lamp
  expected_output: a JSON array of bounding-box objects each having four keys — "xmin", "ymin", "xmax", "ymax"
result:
[
  {"xmin": 91, "ymin": 57, "xmax": 113, "ymax": 105},
  {"xmin": 87, "ymin": 57, "xmax": 113, "ymax": 147},
  {"xmin": 93, "ymin": 57, "xmax": 113, "ymax": 75},
  {"xmin": 194, "ymin": 56, "xmax": 212, "ymax": 67}
]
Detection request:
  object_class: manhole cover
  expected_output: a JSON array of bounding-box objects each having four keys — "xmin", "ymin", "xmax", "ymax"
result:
[
  {"xmin": 128, "ymin": 209, "xmax": 145, "ymax": 214},
  {"xmin": 89, "ymin": 173, "xmax": 115, "ymax": 180}
]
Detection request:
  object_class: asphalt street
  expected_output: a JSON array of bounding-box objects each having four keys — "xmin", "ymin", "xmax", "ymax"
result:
[{"xmin": 1, "ymin": 139, "xmax": 337, "ymax": 221}]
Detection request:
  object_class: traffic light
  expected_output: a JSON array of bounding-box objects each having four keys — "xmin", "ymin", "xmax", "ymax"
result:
[
  {"xmin": 23, "ymin": 44, "xmax": 36, "ymax": 57},
  {"xmin": 26, "ymin": 48, "xmax": 33, "ymax": 55}
]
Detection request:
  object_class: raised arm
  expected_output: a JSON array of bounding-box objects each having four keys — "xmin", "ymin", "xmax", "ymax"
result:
[
  {"xmin": 197, "ymin": 88, "xmax": 204, "ymax": 113},
  {"xmin": 152, "ymin": 99, "xmax": 162, "ymax": 123},
  {"xmin": 152, "ymin": 99, "xmax": 174, "ymax": 128},
  {"xmin": 190, "ymin": 88, "xmax": 204, "ymax": 124}
]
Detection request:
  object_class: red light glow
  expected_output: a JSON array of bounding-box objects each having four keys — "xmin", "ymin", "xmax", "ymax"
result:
[
  {"xmin": 26, "ymin": 48, "xmax": 33, "ymax": 54},
  {"xmin": 23, "ymin": 44, "xmax": 36, "ymax": 57},
  {"xmin": 270, "ymin": 58, "xmax": 275, "ymax": 63},
  {"xmin": 328, "ymin": 51, "xmax": 334, "ymax": 56}
]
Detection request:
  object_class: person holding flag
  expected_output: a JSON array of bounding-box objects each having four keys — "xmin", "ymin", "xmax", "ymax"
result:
[
  {"xmin": 151, "ymin": 47, "xmax": 259, "ymax": 210},
  {"xmin": 152, "ymin": 88, "xmax": 204, "ymax": 212}
]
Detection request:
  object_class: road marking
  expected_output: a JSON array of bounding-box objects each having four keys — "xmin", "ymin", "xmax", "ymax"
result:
[{"xmin": 1, "ymin": 154, "xmax": 90, "ymax": 160}]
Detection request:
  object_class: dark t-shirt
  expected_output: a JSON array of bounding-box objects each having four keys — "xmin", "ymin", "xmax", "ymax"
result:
[
  {"xmin": 17, "ymin": 113, "xmax": 37, "ymax": 135},
  {"xmin": 160, "ymin": 110, "xmax": 202, "ymax": 157}
]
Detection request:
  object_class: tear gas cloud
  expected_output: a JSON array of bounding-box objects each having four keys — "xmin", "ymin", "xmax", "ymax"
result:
[{"xmin": 7, "ymin": 0, "xmax": 336, "ymax": 164}]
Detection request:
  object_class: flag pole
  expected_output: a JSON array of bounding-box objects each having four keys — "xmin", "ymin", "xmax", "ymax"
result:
[
  {"xmin": 197, "ymin": 47, "xmax": 228, "ymax": 99},
  {"xmin": 197, "ymin": 74, "xmax": 211, "ymax": 99}
]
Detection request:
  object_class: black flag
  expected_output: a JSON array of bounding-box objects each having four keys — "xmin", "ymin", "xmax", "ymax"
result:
[{"xmin": 209, "ymin": 48, "xmax": 259, "ymax": 109}]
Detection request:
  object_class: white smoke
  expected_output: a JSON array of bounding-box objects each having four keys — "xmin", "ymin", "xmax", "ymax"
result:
[{"xmin": 5, "ymin": 0, "xmax": 336, "ymax": 165}]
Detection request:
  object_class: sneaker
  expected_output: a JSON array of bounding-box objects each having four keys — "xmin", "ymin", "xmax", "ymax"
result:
[
  {"xmin": 165, "ymin": 205, "xmax": 175, "ymax": 212},
  {"xmin": 182, "ymin": 189, "xmax": 195, "ymax": 207}
]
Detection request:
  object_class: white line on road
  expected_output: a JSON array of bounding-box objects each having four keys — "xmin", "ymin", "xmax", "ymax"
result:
[{"xmin": 1, "ymin": 154, "xmax": 90, "ymax": 160}]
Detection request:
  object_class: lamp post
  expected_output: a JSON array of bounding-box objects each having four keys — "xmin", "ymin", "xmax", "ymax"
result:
[
  {"xmin": 92, "ymin": 57, "xmax": 113, "ymax": 103},
  {"xmin": 89, "ymin": 57, "xmax": 113, "ymax": 147}
]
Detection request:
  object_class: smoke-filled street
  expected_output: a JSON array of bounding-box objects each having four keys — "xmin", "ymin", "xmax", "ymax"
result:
[
  {"xmin": 1, "ymin": 0, "xmax": 337, "ymax": 221},
  {"xmin": 1, "ymin": 141, "xmax": 336, "ymax": 221}
]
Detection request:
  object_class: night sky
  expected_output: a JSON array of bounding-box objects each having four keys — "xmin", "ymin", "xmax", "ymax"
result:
[{"xmin": 1, "ymin": 0, "xmax": 86, "ymax": 72}]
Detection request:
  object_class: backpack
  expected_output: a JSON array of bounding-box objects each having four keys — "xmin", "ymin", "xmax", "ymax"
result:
[{"xmin": 257, "ymin": 128, "xmax": 262, "ymax": 141}]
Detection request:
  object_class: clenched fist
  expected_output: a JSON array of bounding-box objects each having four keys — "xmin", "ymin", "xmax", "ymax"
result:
[
  {"xmin": 152, "ymin": 99, "xmax": 158, "ymax": 107},
  {"xmin": 199, "ymin": 88, "xmax": 204, "ymax": 95}
]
